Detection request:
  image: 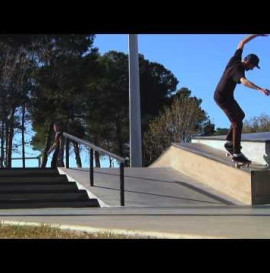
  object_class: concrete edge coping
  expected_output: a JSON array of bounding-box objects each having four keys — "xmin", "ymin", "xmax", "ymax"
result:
[
  {"xmin": 171, "ymin": 143, "xmax": 242, "ymax": 169},
  {"xmin": 171, "ymin": 143, "xmax": 268, "ymax": 173},
  {"xmin": 193, "ymin": 136, "xmax": 270, "ymax": 143},
  {"xmin": 0, "ymin": 219, "xmax": 225, "ymax": 239}
]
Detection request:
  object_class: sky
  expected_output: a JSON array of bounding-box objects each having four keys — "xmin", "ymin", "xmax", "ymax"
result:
[{"xmin": 93, "ymin": 34, "xmax": 270, "ymax": 129}]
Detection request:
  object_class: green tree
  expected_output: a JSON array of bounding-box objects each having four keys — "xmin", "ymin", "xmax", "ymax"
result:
[
  {"xmin": 144, "ymin": 88, "xmax": 209, "ymax": 165},
  {"xmin": 214, "ymin": 128, "xmax": 229, "ymax": 136},
  {"xmin": 28, "ymin": 35, "xmax": 99, "ymax": 168},
  {"xmin": 243, "ymin": 114, "xmax": 270, "ymax": 133},
  {"xmin": 0, "ymin": 36, "xmax": 37, "ymax": 167},
  {"xmin": 139, "ymin": 56, "xmax": 179, "ymax": 130},
  {"xmin": 84, "ymin": 51, "xmax": 179, "ymax": 165}
]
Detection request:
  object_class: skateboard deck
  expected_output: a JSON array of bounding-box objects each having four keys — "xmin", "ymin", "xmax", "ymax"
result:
[
  {"xmin": 225, "ymin": 147, "xmax": 251, "ymax": 169},
  {"xmin": 232, "ymin": 160, "xmax": 251, "ymax": 169}
]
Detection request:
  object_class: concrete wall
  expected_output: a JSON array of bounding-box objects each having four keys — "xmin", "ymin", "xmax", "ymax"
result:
[{"xmin": 251, "ymin": 171, "xmax": 270, "ymax": 205}]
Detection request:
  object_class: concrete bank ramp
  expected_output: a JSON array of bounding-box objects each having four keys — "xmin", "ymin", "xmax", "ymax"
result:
[{"xmin": 150, "ymin": 143, "xmax": 270, "ymax": 205}]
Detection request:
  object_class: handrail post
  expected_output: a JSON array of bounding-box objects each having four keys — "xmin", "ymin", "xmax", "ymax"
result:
[
  {"xmin": 66, "ymin": 138, "xmax": 70, "ymax": 169},
  {"xmin": 63, "ymin": 132, "xmax": 126, "ymax": 207},
  {"xmin": 90, "ymin": 148, "xmax": 94, "ymax": 186},
  {"xmin": 120, "ymin": 162, "xmax": 125, "ymax": 206}
]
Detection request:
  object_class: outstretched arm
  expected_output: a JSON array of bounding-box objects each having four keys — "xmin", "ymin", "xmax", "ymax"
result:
[
  {"xmin": 240, "ymin": 77, "xmax": 270, "ymax": 96},
  {"xmin": 237, "ymin": 34, "xmax": 268, "ymax": 50},
  {"xmin": 47, "ymin": 143, "xmax": 56, "ymax": 156}
]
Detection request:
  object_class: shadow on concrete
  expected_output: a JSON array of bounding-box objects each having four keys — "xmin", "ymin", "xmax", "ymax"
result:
[
  {"xmin": 173, "ymin": 181, "xmax": 234, "ymax": 205},
  {"xmin": 67, "ymin": 168, "xmax": 234, "ymax": 205},
  {"xmin": 93, "ymin": 185, "xmax": 230, "ymax": 205}
]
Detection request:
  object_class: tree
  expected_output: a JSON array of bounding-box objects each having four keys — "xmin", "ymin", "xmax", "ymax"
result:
[
  {"xmin": 139, "ymin": 56, "xmax": 179, "ymax": 131},
  {"xmin": 84, "ymin": 51, "xmax": 179, "ymax": 166},
  {"xmin": 200, "ymin": 120, "xmax": 215, "ymax": 136},
  {"xmin": 0, "ymin": 37, "xmax": 183, "ymax": 169},
  {"xmin": 214, "ymin": 128, "xmax": 229, "ymax": 136},
  {"xmin": 28, "ymin": 34, "xmax": 99, "ymax": 167},
  {"xmin": 144, "ymin": 88, "xmax": 209, "ymax": 165},
  {"xmin": 243, "ymin": 114, "xmax": 270, "ymax": 133},
  {"xmin": 0, "ymin": 36, "xmax": 36, "ymax": 167}
]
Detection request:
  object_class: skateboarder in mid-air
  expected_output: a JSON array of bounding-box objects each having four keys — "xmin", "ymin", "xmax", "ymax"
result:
[{"xmin": 214, "ymin": 34, "xmax": 270, "ymax": 166}]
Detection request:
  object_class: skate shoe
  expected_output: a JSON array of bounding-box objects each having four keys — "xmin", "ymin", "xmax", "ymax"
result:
[
  {"xmin": 224, "ymin": 143, "xmax": 242, "ymax": 157},
  {"xmin": 224, "ymin": 142, "xmax": 233, "ymax": 156}
]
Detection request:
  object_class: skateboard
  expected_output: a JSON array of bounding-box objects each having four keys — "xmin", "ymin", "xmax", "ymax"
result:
[
  {"xmin": 232, "ymin": 159, "xmax": 251, "ymax": 169},
  {"xmin": 225, "ymin": 147, "xmax": 251, "ymax": 168}
]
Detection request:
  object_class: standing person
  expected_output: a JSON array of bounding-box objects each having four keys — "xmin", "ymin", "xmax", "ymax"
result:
[
  {"xmin": 47, "ymin": 122, "xmax": 65, "ymax": 168},
  {"xmin": 214, "ymin": 34, "xmax": 270, "ymax": 164}
]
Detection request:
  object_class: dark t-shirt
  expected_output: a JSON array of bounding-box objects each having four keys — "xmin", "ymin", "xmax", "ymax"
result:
[{"xmin": 214, "ymin": 48, "xmax": 245, "ymax": 99}]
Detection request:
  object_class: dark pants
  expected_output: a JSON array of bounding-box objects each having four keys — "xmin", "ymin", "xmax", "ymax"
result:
[
  {"xmin": 214, "ymin": 93, "xmax": 245, "ymax": 154},
  {"xmin": 51, "ymin": 146, "xmax": 64, "ymax": 168}
]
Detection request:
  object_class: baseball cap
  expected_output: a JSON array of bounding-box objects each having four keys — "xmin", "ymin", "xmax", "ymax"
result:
[{"xmin": 244, "ymin": 54, "xmax": 260, "ymax": 69}]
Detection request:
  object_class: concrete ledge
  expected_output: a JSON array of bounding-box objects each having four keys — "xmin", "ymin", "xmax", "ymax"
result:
[
  {"xmin": 192, "ymin": 132, "xmax": 270, "ymax": 165},
  {"xmin": 193, "ymin": 132, "xmax": 270, "ymax": 142},
  {"xmin": 151, "ymin": 144, "xmax": 270, "ymax": 205}
]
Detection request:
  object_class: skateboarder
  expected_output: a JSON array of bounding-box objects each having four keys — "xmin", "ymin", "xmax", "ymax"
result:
[
  {"xmin": 47, "ymin": 122, "xmax": 65, "ymax": 168},
  {"xmin": 214, "ymin": 34, "xmax": 270, "ymax": 165}
]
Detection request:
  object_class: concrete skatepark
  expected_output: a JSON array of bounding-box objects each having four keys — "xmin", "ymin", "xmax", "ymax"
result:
[{"xmin": 0, "ymin": 133, "xmax": 270, "ymax": 239}]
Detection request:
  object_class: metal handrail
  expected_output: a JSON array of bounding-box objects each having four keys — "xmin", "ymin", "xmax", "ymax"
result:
[
  {"xmin": 62, "ymin": 132, "xmax": 126, "ymax": 206},
  {"xmin": 0, "ymin": 156, "xmax": 41, "ymax": 168},
  {"xmin": 63, "ymin": 133, "xmax": 125, "ymax": 163},
  {"xmin": 12, "ymin": 156, "xmax": 41, "ymax": 167}
]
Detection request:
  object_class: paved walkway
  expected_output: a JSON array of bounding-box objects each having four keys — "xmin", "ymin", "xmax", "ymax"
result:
[
  {"xmin": 0, "ymin": 167, "xmax": 269, "ymax": 239},
  {"xmin": 1, "ymin": 206, "xmax": 270, "ymax": 238}
]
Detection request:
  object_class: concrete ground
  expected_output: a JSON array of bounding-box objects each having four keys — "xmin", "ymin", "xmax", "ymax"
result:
[
  {"xmin": 0, "ymin": 167, "xmax": 270, "ymax": 239},
  {"xmin": 1, "ymin": 206, "xmax": 270, "ymax": 239}
]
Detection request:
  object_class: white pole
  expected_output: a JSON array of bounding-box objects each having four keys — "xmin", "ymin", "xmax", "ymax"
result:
[{"xmin": 128, "ymin": 34, "xmax": 142, "ymax": 167}]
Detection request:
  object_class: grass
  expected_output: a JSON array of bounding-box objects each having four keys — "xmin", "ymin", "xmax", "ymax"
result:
[{"xmin": 0, "ymin": 222, "xmax": 150, "ymax": 239}]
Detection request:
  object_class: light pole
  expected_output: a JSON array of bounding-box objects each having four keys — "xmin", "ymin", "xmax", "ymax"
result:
[{"xmin": 128, "ymin": 34, "xmax": 142, "ymax": 167}]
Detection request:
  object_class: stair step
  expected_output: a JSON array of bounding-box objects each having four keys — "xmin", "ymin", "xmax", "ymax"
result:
[
  {"xmin": 0, "ymin": 191, "xmax": 90, "ymax": 201},
  {"xmin": 0, "ymin": 168, "xmax": 60, "ymax": 177},
  {"xmin": 0, "ymin": 176, "xmax": 69, "ymax": 183},
  {"xmin": 0, "ymin": 168, "xmax": 100, "ymax": 209},
  {"xmin": 0, "ymin": 183, "xmax": 79, "ymax": 193},
  {"xmin": 0, "ymin": 181, "xmax": 74, "ymax": 186},
  {"xmin": 0, "ymin": 199, "xmax": 100, "ymax": 209}
]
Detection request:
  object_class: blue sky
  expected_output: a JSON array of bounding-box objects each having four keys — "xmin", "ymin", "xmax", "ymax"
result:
[{"xmin": 94, "ymin": 34, "xmax": 270, "ymax": 129}]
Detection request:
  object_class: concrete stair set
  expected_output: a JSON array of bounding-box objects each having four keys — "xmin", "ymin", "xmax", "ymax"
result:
[
  {"xmin": 0, "ymin": 168, "xmax": 100, "ymax": 209},
  {"xmin": 151, "ymin": 132, "xmax": 270, "ymax": 205}
]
